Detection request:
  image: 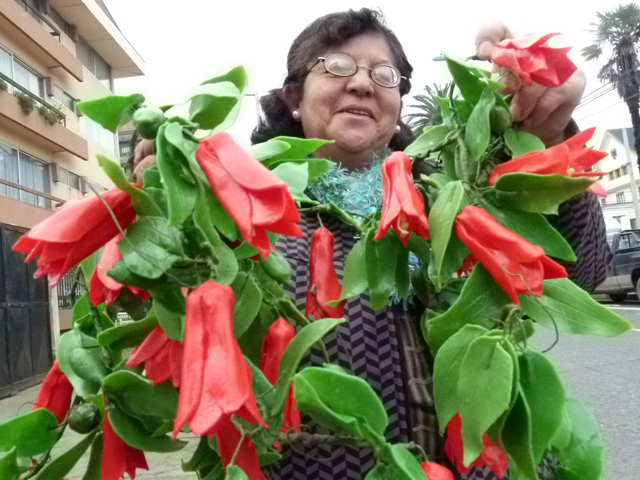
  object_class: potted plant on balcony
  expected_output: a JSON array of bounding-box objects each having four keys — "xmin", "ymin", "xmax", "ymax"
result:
[
  {"xmin": 14, "ymin": 90, "xmax": 35, "ymax": 115},
  {"xmin": 0, "ymin": 78, "xmax": 8, "ymax": 93}
]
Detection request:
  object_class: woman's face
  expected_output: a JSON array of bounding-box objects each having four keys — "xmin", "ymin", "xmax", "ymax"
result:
[{"xmin": 295, "ymin": 32, "xmax": 403, "ymax": 170}]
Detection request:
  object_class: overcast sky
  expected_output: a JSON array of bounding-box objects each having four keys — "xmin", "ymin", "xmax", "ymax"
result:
[{"xmin": 103, "ymin": 0, "xmax": 632, "ymax": 145}]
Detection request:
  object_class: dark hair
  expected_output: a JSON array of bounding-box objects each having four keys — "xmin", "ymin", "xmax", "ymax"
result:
[{"xmin": 250, "ymin": 8, "xmax": 414, "ymax": 149}]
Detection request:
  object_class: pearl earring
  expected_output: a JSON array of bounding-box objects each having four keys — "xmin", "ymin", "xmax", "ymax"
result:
[
  {"xmin": 292, "ymin": 110, "xmax": 301, "ymax": 120},
  {"xmin": 395, "ymin": 124, "xmax": 401, "ymax": 134}
]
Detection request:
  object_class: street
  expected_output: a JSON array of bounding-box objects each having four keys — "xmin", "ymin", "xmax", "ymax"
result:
[{"xmin": 0, "ymin": 298, "xmax": 638, "ymax": 479}]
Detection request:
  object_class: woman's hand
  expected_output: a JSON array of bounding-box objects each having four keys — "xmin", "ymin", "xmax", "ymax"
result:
[
  {"xmin": 475, "ymin": 21, "xmax": 586, "ymax": 146},
  {"xmin": 133, "ymin": 139, "xmax": 156, "ymax": 184}
]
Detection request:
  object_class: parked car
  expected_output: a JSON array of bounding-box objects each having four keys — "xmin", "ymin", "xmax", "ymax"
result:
[{"xmin": 594, "ymin": 229, "xmax": 640, "ymax": 302}]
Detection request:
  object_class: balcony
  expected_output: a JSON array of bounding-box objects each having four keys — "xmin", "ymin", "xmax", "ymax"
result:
[
  {"xmin": 0, "ymin": 0, "xmax": 84, "ymax": 81},
  {"xmin": 0, "ymin": 74, "xmax": 89, "ymax": 160}
]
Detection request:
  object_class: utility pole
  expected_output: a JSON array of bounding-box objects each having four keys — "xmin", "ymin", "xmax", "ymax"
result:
[{"xmin": 622, "ymin": 128, "xmax": 640, "ymax": 224}]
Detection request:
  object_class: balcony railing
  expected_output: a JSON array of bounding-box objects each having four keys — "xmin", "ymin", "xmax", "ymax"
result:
[
  {"xmin": 12, "ymin": 0, "xmax": 61, "ymax": 41},
  {"xmin": 0, "ymin": 177, "xmax": 66, "ymax": 209},
  {"xmin": 0, "ymin": 71, "xmax": 66, "ymax": 127}
]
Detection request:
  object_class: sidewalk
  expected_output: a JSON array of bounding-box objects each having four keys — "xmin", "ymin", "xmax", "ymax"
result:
[{"xmin": 0, "ymin": 384, "xmax": 198, "ymax": 479}]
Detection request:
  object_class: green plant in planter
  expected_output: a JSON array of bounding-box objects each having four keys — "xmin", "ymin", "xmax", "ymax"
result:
[
  {"xmin": 14, "ymin": 91, "xmax": 35, "ymax": 115},
  {"xmin": 49, "ymin": 104, "xmax": 66, "ymax": 125},
  {"xmin": 0, "ymin": 78, "xmax": 8, "ymax": 92}
]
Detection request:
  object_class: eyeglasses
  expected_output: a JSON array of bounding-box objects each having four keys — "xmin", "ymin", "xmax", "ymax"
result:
[{"xmin": 311, "ymin": 53, "xmax": 406, "ymax": 88}]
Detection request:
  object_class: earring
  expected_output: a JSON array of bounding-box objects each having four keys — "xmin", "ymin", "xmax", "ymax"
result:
[
  {"xmin": 292, "ymin": 110, "xmax": 301, "ymax": 120},
  {"xmin": 395, "ymin": 124, "xmax": 401, "ymax": 134}
]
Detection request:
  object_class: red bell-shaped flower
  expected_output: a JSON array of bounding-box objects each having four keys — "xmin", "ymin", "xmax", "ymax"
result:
[
  {"xmin": 305, "ymin": 227, "xmax": 345, "ymax": 319},
  {"xmin": 33, "ymin": 360, "xmax": 74, "ymax": 423}
]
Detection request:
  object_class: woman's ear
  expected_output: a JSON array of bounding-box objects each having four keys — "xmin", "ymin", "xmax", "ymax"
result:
[{"xmin": 283, "ymin": 85, "xmax": 302, "ymax": 116}]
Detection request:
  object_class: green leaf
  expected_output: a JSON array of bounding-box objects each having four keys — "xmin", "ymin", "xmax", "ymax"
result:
[
  {"xmin": 424, "ymin": 265, "xmax": 510, "ymax": 352},
  {"xmin": 0, "ymin": 409, "xmax": 59, "ymax": 457},
  {"xmin": 262, "ymin": 136, "xmax": 333, "ymax": 163},
  {"xmin": 465, "ymin": 87, "xmax": 496, "ymax": 161},
  {"xmin": 149, "ymin": 283, "xmax": 186, "ymax": 341},
  {"xmin": 504, "ymin": 129, "xmax": 545, "ymax": 157},
  {"xmin": 265, "ymin": 158, "xmax": 336, "ymax": 183},
  {"xmin": 519, "ymin": 278, "xmax": 634, "ymax": 336},
  {"xmin": 113, "ymin": 289, "xmax": 149, "ymax": 321},
  {"xmin": 396, "ymin": 247, "xmax": 410, "ymax": 299},
  {"xmin": 58, "ymin": 329, "xmax": 102, "ymax": 396},
  {"xmin": 156, "ymin": 123, "xmax": 198, "ymax": 226},
  {"xmin": 189, "ymin": 82, "xmax": 241, "ymax": 130},
  {"xmin": 271, "ymin": 318, "xmax": 344, "ymax": 416},
  {"xmin": 201, "ymin": 66, "xmax": 248, "ymax": 133},
  {"xmin": 80, "ymin": 252, "xmax": 100, "ymax": 286},
  {"xmin": 226, "ymin": 465, "xmax": 249, "ymax": 480},
  {"xmin": 501, "ymin": 387, "xmax": 537, "ymax": 480},
  {"xmin": 33, "ymin": 430, "xmax": 97, "ymax": 480},
  {"xmin": 328, "ymin": 240, "xmax": 367, "ymax": 305},
  {"xmin": 119, "ymin": 216, "xmax": 184, "ymax": 279},
  {"xmin": 518, "ymin": 350, "xmax": 565, "ymax": 465},
  {"xmin": 0, "ymin": 447, "xmax": 20, "ymax": 480},
  {"xmin": 81, "ymin": 433, "xmax": 103, "ymax": 480},
  {"xmin": 428, "ymin": 181, "xmax": 469, "ymax": 290},
  {"xmin": 404, "ymin": 125, "xmax": 450, "ymax": 158},
  {"xmin": 493, "ymin": 173, "xmax": 594, "ymax": 214},
  {"xmin": 193, "ymin": 186, "xmax": 238, "ymax": 285},
  {"xmin": 445, "ymin": 55, "xmax": 488, "ymax": 105},
  {"xmin": 68, "ymin": 347, "xmax": 110, "ymax": 385},
  {"xmin": 553, "ymin": 399, "xmax": 604, "ymax": 480},
  {"xmin": 233, "ymin": 242, "xmax": 260, "ymax": 260},
  {"xmin": 271, "ymin": 161, "xmax": 309, "ymax": 195},
  {"xmin": 107, "ymin": 405, "xmax": 187, "ymax": 453},
  {"xmin": 231, "ymin": 273, "xmax": 262, "ymax": 338},
  {"xmin": 245, "ymin": 357, "xmax": 277, "ymax": 414},
  {"xmin": 377, "ymin": 444, "xmax": 427, "ymax": 480},
  {"xmin": 96, "ymin": 155, "xmax": 164, "ymax": 217},
  {"xmin": 108, "ymin": 261, "xmax": 166, "ymax": 290},
  {"xmin": 251, "ymin": 139, "xmax": 291, "ymax": 162},
  {"xmin": 428, "ymin": 234, "xmax": 469, "ymax": 291},
  {"xmin": 365, "ymin": 230, "xmax": 403, "ymax": 310},
  {"xmin": 77, "ymin": 93, "xmax": 145, "ymax": 132},
  {"xmin": 433, "ymin": 325, "xmax": 488, "ymax": 432},
  {"xmin": 458, "ymin": 336, "xmax": 513, "ymax": 466},
  {"xmin": 182, "ymin": 435, "xmax": 221, "ymax": 472},
  {"xmin": 103, "ymin": 370, "xmax": 178, "ymax": 431},
  {"xmin": 294, "ymin": 367, "xmax": 387, "ymax": 444},
  {"xmin": 481, "ymin": 196, "xmax": 576, "ymax": 261},
  {"xmin": 72, "ymin": 293, "xmax": 91, "ymax": 323}
]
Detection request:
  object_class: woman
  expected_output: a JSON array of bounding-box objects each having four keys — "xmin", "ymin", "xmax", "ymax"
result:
[{"xmin": 247, "ymin": 8, "xmax": 610, "ymax": 480}]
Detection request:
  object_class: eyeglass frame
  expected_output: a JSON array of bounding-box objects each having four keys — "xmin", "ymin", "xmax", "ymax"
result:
[{"xmin": 308, "ymin": 53, "xmax": 407, "ymax": 88}]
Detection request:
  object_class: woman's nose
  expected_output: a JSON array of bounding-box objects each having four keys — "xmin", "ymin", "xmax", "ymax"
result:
[{"xmin": 345, "ymin": 68, "xmax": 375, "ymax": 95}]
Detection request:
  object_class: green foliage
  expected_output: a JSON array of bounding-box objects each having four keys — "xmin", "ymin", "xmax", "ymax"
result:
[
  {"xmin": 33, "ymin": 430, "xmax": 97, "ymax": 480},
  {"xmin": 77, "ymin": 93, "xmax": 145, "ymax": 132},
  {"xmin": 0, "ymin": 409, "xmax": 59, "ymax": 457},
  {"xmin": 465, "ymin": 87, "xmax": 496, "ymax": 161}
]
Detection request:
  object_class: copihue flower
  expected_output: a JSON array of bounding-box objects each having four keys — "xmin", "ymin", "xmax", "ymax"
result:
[
  {"xmin": 103, "ymin": 399, "xmax": 148, "ymax": 480},
  {"xmin": 374, "ymin": 152, "xmax": 429, "ymax": 246},
  {"xmin": 172, "ymin": 280, "xmax": 267, "ymax": 439},
  {"xmin": 216, "ymin": 418, "xmax": 266, "ymax": 480},
  {"xmin": 13, "ymin": 187, "xmax": 136, "ymax": 287},
  {"xmin": 489, "ymin": 127, "xmax": 607, "ymax": 197},
  {"xmin": 306, "ymin": 227, "xmax": 345, "ymax": 319},
  {"xmin": 125, "ymin": 324, "xmax": 183, "ymax": 388},
  {"xmin": 490, "ymin": 33, "xmax": 577, "ymax": 88},
  {"xmin": 33, "ymin": 360, "xmax": 74, "ymax": 423},
  {"xmin": 89, "ymin": 233, "xmax": 151, "ymax": 307},
  {"xmin": 260, "ymin": 317, "xmax": 301, "ymax": 440},
  {"xmin": 420, "ymin": 461, "xmax": 455, "ymax": 480},
  {"xmin": 196, "ymin": 132, "xmax": 303, "ymax": 259},
  {"xmin": 454, "ymin": 206, "xmax": 567, "ymax": 304},
  {"xmin": 445, "ymin": 413, "xmax": 508, "ymax": 478}
]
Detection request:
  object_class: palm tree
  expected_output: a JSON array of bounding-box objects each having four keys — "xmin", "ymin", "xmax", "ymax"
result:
[
  {"xmin": 582, "ymin": 3, "xmax": 640, "ymax": 168},
  {"xmin": 405, "ymin": 82, "xmax": 453, "ymax": 135}
]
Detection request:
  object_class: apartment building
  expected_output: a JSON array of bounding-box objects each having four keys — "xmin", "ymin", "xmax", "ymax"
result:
[{"xmin": 0, "ymin": 0, "xmax": 144, "ymax": 398}]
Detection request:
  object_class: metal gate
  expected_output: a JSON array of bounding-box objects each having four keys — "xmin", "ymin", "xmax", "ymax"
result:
[{"xmin": 0, "ymin": 224, "xmax": 52, "ymax": 399}]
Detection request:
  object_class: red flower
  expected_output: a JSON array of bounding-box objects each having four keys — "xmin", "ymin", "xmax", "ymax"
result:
[
  {"xmin": 172, "ymin": 280, "xmax": 267, "ymax": 439},
  {"xmin": 33, "ymin": 360, "xmax": 74, "ymax": 423},
  {"xmin": 125, "ymin": 324, "xmax": 183, "ymax": 388},
  {"xmin": 375, "ymin": 152, "xmax": 429, "ymax": 246},
  {"xmin": 490, "ymin": 33, "xmax": 577, "ymax": 88},
  {"xmin": 13, "ymin": 187, "xmax": 136, "ymax": 287},
  {"xmin": 489, "ymin": 127, "xmax": 607, "ymax": 197},
  {"xmin": 445, "ymin": 413, "xmax": 508, "ymax": 478},
  {"xmin": 457, "ymin": 254, "xmax": 478, "ymax": 278},
  {"xmin": 260, "ymin": 317, "xmax": 301, "ymax": 440},
  {"xmin": 89, "ymin": 234, "xmax": 151, "ymax": 307},
  {"xmin": 216, "ymin": 418, "xmax": 266, "ymax": 480},
  {"xmin": 196, "ymin": 132, "xmax": 302, "ymax": 259},
  {"xmin": 102, "ymin": 402, "xmax": 148, "ymax": 480},
  {"xmin": 305, "ymin": 227, "xmax": 345, "ymax": 319},
  {"xmin": 420, "ymin": 462, "xmax": 455, "ymax": 480},
  {"xmin": 454, "ymin": 206, "xmax": 567, "ymax": 304}
]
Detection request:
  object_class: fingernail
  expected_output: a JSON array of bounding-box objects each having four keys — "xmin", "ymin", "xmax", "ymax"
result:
[{"xmin": 478, "ymin": 41, "xmax": 494, "ymax": 59}]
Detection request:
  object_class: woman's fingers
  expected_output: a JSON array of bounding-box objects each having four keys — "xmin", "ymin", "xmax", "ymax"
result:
[
  {"xmin": 475, "ymin": 21, "xmax": 515, "ymax": 59},
  {"xmin": 134, "ymin": 154, "xmax": 157, "ymax": 184}
]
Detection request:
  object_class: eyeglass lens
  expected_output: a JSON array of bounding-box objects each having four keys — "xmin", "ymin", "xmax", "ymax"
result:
[{"xmin": 323, "ymin": 54, "xmax": 400, "ymax": 87}]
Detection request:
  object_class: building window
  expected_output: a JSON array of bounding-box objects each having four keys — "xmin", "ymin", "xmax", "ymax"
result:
[
  {"xmin": 622, "ymin": 164, "xmax": 629, "ymax": 175},
  {"xmin": 77, "ymin": 37, "xmax": 112, "ymax": 90},
  {"xmin": 0, "ymin": 45, "xmax": 44, "ymax": 97},
  {"xmin": 632, "ymin": 219, "xmax": 638, "ymax": 229},
  {"xmin": 0, "ymin": 140, "xmax": 50, "ymax": 208},
  {"xmin": 79, "ymin": 116, "xmax": 116, "ymax": 154},
  {"xmin": 617, "ymin": 192, "xmax": 626, "ymax": 203},
  {"xmin": 47, "ymin": 8, "xmax": 71, "ymax": 36},
  {"xmin": 51, "ymin": 85, "xmax": 75, "ymax": 112}
]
